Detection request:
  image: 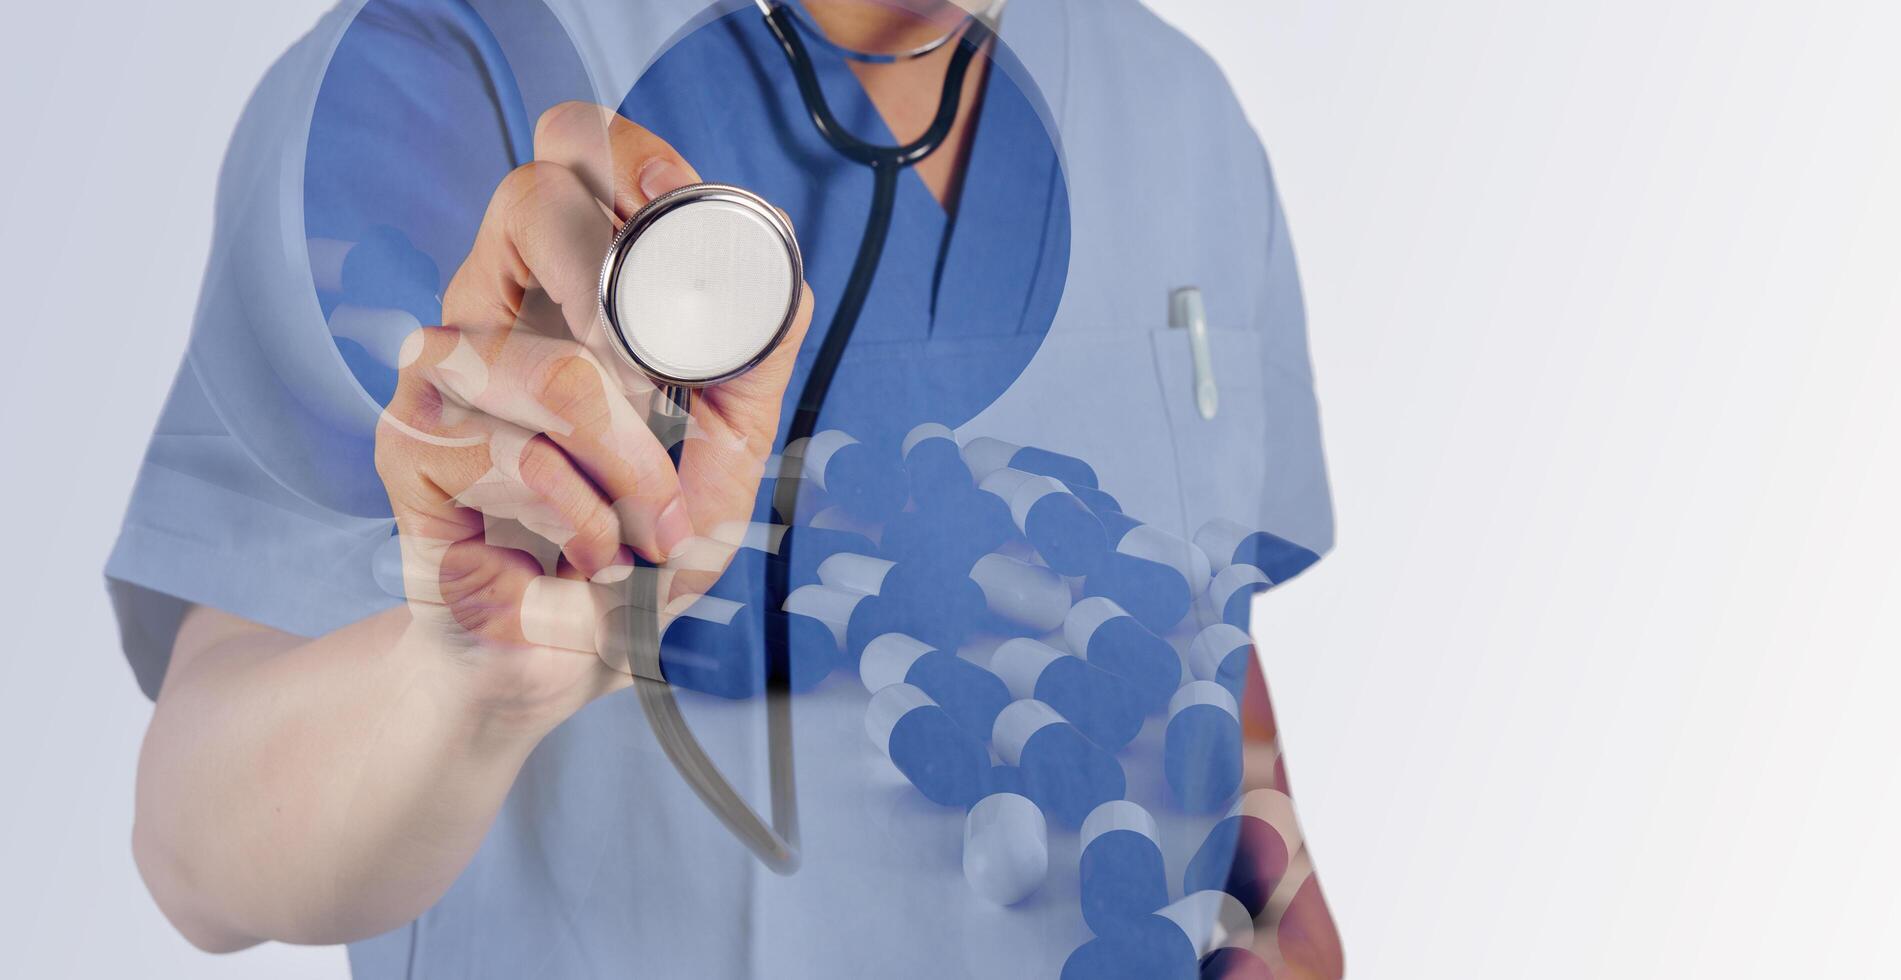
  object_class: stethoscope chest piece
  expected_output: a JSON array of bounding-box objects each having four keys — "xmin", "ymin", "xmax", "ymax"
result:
[{"xmin": 599, "ymin": 183, "xmax": 803, "ymax": 405}]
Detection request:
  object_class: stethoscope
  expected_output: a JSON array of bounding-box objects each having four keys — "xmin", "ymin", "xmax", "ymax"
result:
[{"xmin": 588, "ymin": 0, "xmax": 1004, "ymax": 874}]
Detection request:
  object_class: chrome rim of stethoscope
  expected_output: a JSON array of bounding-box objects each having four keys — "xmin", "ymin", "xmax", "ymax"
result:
[
  {"xmin": 597, "ymin": 182, "xmax": 805, "ymax": 395},
  {"xmin": 752, "ymin": 0, "xmax": 1006, "ymax": 64}
]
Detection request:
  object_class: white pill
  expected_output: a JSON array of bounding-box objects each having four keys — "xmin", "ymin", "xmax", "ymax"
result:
[{"xmin": 963, "ymin": 792, "xmax": 1049, "ymax": 906}]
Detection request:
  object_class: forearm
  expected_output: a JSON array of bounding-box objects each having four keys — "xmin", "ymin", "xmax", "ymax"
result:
[{"xmin": 132, "ymin": 605, "xmax": 563, "ymax": 950}]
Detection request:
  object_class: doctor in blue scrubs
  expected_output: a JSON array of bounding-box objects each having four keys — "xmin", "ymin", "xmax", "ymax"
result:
[{"xmin": 109, "ymin": 1, "xmax": 1343, "ymax": 977}]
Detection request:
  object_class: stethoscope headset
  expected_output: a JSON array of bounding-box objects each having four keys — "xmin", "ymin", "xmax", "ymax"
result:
[{"xmin": 588, "ymin": 0, "xmax": 1007, "ymax": 873}]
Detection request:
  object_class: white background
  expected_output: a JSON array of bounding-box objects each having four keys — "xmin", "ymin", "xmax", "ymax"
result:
[{"xmin": 3, "ymin": 1, "xmax": 1898, "ymax": 976}]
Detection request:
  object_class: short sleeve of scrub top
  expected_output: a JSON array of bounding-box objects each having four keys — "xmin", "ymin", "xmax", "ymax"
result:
[{"xmin": 102, "ymin": 0, "xmax": 607, "ymax": 697}]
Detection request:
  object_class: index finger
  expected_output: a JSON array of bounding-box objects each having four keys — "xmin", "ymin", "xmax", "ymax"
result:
[{"xmin": 533, "ymin": 101, "xmax": 701, "ymax": 221}]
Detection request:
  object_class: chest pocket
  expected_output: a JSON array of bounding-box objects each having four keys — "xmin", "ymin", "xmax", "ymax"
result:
[
  {"xmin": 971, "ymin": 308, "xmax": 1326, "ymax": 558},
  {"xmin": 1152, "ymin": 317, "xmax": 1333, "ymax": 561},
  {"xmin": 965, "ymin": 323, "xmax": 1186, "ymax": 528}
]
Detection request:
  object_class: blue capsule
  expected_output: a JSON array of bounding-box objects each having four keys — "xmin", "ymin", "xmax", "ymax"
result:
[
  {"xmin": 704, "ymin": 524, "xmax": 880, "ymax": 603},
  {"xmin": 1066, "ymin": 597, "xmax": 1182, "ymax": 715},
  {"xmin": 1086, "ymin": 552, "xmax": 1192, "ymax": 634},
  {"xmin": 860, "ymin": 633, "xmax": 1011, "ymax": 739},
  {"xmin": 1079, "ymin": 800, "xmax": 1169, "ymax": 933},
  {"xmin": 774, "ymin": 524, "xmax": 879, "ymax": 583},
  {"xmin": 651, "ymin": 597, "xmax": 836, "ymax": 699},
  {"xmin": 1184, "ymin": 789, "xmax": 1295, "ymax": 919},
  {"xmin": 989, "ymin": 638, "xmax": 1143, "ymax": 752},
  {"xmin": 1064, "ymin": 890, "xmax": 1257, "ymax": 980},
  {"xmin": 1204, "ymin": 564, "xmax": 1270, "ymax": 630},
  {"xmin": 1110, "ymin": 522, "xmax": 1213, "ymax": 597},
  {"xmin": 783, "ymin": 584, "xmax": 906, "ymax": 662},
  {"xmin": 1199, "ymin": 947, "xmax": 1275, "ymax": 980},
  {"xmin": 1065, "ymin": 481, "xmax": 1123, "ymax": 518},
  {"xmin": 901, "ymin": 422, "xmax": 975, "ymax": 506},
  {"xmin": 1188, "ymin": 623, "xmax": 1254, "ymax": 704},
  {"xmin": 993, "ymin": 699, "xmax": 1126, "ymax": 828},
  {"xmin": 1063, "ymin": 888, "xmax": 1261, "ymax": 980},
  {"xmin": 818, "ymin": 552, "xmax": 984, "ymax": 652},
  {"xmin": 1164, "ymin": 682, "xmax": 1244, "ymax": 813},
  {"xmin": 970, "ymin": 553, "xmax": 1073, "ymax": 636},
  {"xmin": 797, "ymin": 430, "xmax": 905, "ymax": 523},
  {"xmin": 879, "ymin": 487, "xmax": 1019, "ymax": 573},
  {"xmin": 963, "ymin": 436, "xmax": 1100, "ymax": 490},
  {"xmin": 1194, "ymin": 518, "xmax": 1321, "ymax": 585},
  {"xmin": 866, "ymin": 683, "xmax": 990, "ymax": 808},
  {"xmin": 1060, "ymin": 913, "xmax": 1197, "ymax": 980},
  {"xmin": 983, "ymin": 470, "xmax": 1107, "ymax": 576}
]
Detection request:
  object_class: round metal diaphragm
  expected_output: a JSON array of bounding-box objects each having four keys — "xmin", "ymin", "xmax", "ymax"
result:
[{"xmin": 599, "ymin": 183, "xmax": 803, "ymax": 387}]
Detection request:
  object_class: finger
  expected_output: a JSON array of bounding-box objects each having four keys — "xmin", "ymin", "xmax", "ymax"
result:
[
  {"xmin": 474, "ymin": 428, "xmax": 626, "ymax": 579},
  {"xmin": 405, "ymin": 326, "xmax": 690, "ymax": 562},
  {"xmin": 532, "ymin": 101, "xmax": 701, "ymax": 220},
  {"xmin": 703, "ymin": 279, "xmax": 815, "ymax": 417},
  {"xmin": 434, "ymin": 536, "xmax": 547, "ymax": 643},
  {"xmin": 382, "ymin": 411, "xmax": 618, "ymax": 583},
  {"xmin": 520, "ymin": 569, "xmax": 670, "ymax": 677},
  {"xmin": 440, "ymin": 160, "xmax": 623, "ymax": 356}
]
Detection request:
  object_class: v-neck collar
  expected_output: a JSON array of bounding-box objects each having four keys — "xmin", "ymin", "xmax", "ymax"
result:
[
  {"xmin": 788, "ymin": 1, "xmax": 968, "ymax": 220},
  {"xmin": 784, "ymin": 1, "xmax": 1071, "ymax": 332}
]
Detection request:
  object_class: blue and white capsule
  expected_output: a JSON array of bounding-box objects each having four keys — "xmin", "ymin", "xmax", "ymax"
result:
[
  {"xmin": 1194, "ymin": 517, "xmax": 1322, "ymax": 584},
  {"xmin": 1105, "ymin": 520, "xmax": 1213, "ymax": 597},
  {"xmin": 963, "ymin": 791, "xmax": 1048, "ymax": 906},
  {"xmin": 1184, "ymin": 789, "xmax": 1297, "ymax": 918},
  {"xmin": 1064, "ymin": 482, "xmax": 1122, "ymax": 518},
  {"xmin": 783, "ymin": 583, "xmax": 905, "ymax": 662},
  {"xmin": 970, "ymin": 553, "xmax": 1072, "ymax": 635},
  {"xmin": 981, "ymin": 469, "xmax": 1107, "ymax": 576},
  {"xmin": 1188, "ymin": 623, "xmax": 1254, "ymax": 703},
  {"xmin": 1164, "ymin": 681, "xmax": 1244, "ymax": 813},
  {"xmin": 861, "ymin": 633, "xmax": 1012, "ymax": 739},
  {"xmin": 878, "ymin": 486, "xmax": 1018, "ymax": 572},
  {"xmin": 866, "ymin": 682, "xmax": 990, "ymax": 808},
  {"xmin": 1204, "ymin": 563, "xmax": 1271, "ymax": 629},
  {"xmin": 901, "ymin": 422, "xmax": 974, "ymax": 506},
  {"xmin": 1079, "ymin": 800, "xmax": 1169, "ymax": 932},
  {"xmin": 962, "ymin": 436, "xmax": 1100, "ymax": 490},
  {"xmin": 712, "ymin": 523, "xmax": 879, "ymax": 594},
  {"xmin": 1066, "ymin": 597, "xmax": 1181, "ymax": 715},
  {"xmin": 653, "ymin": 595, "xmax": 834, "ymax": 698},
  {"xmin": 819, "ymin": 551, "xmax": 985, "ymax": 651},
  {"xmin": 993, "ymin": 699, "xmax": 1126, "ymax": 828},
  {"xmin": 795, "ymin": 429, "xmax": 905, "ymax": 523},
  {"xmin": 1060, "ymin": 891, "xmax": 1254, "ymax": 980},
  {"xmin": 990, "ymin": 638, "xmax": 1142, "ymax": 752},
  {"xmin": 1085, "ymin": 551, "xmax": 1192, "ymax": 634}
]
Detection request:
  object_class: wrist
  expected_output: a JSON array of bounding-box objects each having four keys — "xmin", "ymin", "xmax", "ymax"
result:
[{"xmin": 393, "ymin": 612, "xmax": 600, "ymax": 754}]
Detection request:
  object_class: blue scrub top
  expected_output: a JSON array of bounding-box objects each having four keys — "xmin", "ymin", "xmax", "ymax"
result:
[{"xmin": 105, "ymin": 1, "xmax": 1336, "ymax": 976}]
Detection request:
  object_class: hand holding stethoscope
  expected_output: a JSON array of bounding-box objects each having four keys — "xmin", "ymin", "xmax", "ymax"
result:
[
  {"xmin": 374, "ymin": 101, "xmax": 813, "ymax": 749},
  {"xmin": 379, "ymin": 0, "xmax": 999, "ymax": 876}
]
